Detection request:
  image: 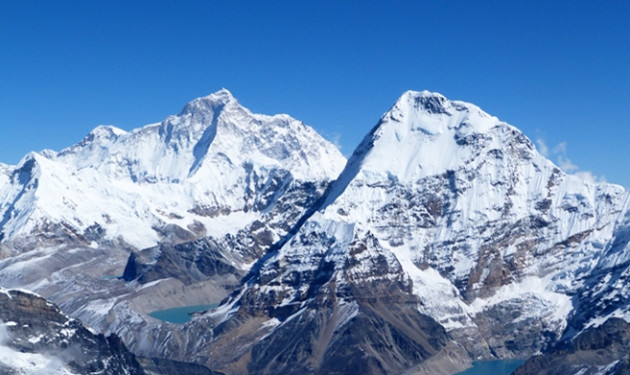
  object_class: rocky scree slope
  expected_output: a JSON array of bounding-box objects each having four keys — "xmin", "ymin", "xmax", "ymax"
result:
[{"xmin": 514, "ymin": 317, "xmax": 630, "ymax": 375}]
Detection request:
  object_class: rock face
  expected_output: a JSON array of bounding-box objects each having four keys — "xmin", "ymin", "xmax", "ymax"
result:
[
  {"xmin": 514, "ymin": 318, "xmax": 630, "ymax": 375},
  {"xmin": 565, "ymin": 208, "xmax": 630, "ymax": 336},
  {"xmin": 0, "ymin": 287, "xmax": 145, "ymax": 375},
  {"xmin": 138, "ymin": 357, "xmax": 224, "ymax": 375},
  {"xmin": 196, "ymin": 225, "xmax": 462, "ymax": 374},
  {"xmin": 1, "ymin": 89, "xmax": 630, "ymax": 374}
]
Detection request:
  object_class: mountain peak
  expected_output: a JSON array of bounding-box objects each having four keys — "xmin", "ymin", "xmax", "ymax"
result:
[
  {"xmin": 203, "ymin": 88, "xmax": 234, "ymax": 102},
  {"xmin": 392, "ymin": 90, "xmax": 451, "ymax": 116},
  {"xmin": 0, "ymin": 89, "xmax": 346, "ymax": 248},
  {"xmin": 318, "ymin": 91, "xmax": 506, "ymax": 208},
  {"xmin": 336, "ymin": 90, "xmax": 512, "ymax": 184},
  {"xmin": 381, "ymin": 90, "xmax": 498, "ymax": 136},
  {"xmin": 83, "ymin": 125, "xmax": 127, "ymax": 143},
  {"xmin": 179, "ymin": 88, "xmax": 238, "ymax": 116}
]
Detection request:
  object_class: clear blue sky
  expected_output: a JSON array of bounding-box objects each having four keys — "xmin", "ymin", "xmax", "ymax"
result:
[{"xmin": 2, "ymin": 1, "xmax": 629, "ymax": 187}]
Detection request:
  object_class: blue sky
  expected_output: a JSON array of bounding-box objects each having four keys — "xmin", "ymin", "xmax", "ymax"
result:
[{"xmin": 1, "ymin": 1, "xmax": 629, "ymax": 187}]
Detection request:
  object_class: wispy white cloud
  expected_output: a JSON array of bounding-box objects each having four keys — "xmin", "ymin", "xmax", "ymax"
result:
[
  {"xmin": 574, "ymin": 171, "xmax": 606, "ymax": 184},
  {"xmin": 557, "ymin": 155, "xmax": 578, "ymax": 173},
  {"xmin": 330, "ymin": 132, "xmax": 342, "ymax": 151},
  {"xmin": 536, "ymin": 138, "xmax": 549, "ymax": 158},
  {"xmin": 553, "ymin": 141, "xmax": 568, "ymax": 155},
  {"xmin": 537, "ymin": 139, "xmax": 606, "ymax": 183}
]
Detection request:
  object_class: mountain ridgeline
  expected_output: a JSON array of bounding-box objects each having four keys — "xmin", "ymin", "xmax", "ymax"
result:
[{"xmin": 0, "ymin": 89, "xmax": 629, "ymax": 374}]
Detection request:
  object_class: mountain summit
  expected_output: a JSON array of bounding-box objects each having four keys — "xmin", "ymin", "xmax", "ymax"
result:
[{"xmin": 359, "ymin": 90, "xmax": 502, "ymax": 180}]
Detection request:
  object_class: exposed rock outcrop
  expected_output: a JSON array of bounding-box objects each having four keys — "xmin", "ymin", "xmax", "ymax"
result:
[
  {"xmin": 0, "ymin": 288, "xmax": 145, "ymax": 374},
  {"xmin": 514, "ymin": 318, "xmax": 630, "ymax": 375}
]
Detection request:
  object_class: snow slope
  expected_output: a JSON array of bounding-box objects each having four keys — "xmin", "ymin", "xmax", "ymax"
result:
[
  {"xmin": 0, "ymin": 287, "xmax": 145, "ymax": 375},
  {"xmin": 0, "ymin": 318, "xmax": 78, "ymax": 375}
]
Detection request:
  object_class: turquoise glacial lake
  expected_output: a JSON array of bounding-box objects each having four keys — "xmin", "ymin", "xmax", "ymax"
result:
[
  {"xmin": 454, "ymin": 359, "xmax": 526, "ymax": 375},
  {"xmin": 148, "ymin": 304, "xmax": 219, "ymax": 324}
]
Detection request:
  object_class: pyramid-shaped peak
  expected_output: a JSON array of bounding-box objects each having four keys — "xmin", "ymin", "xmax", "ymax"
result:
[{"xmin": 331, "ymin": 90, "xmax": 508, "ymax": 185}]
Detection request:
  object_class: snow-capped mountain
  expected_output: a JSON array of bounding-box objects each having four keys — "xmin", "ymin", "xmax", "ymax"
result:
[
  {"xmin": 0, "ymin": 89, "xmax": 344, "ymax": 252},
  {"xmin": 1, "ymin": 89, "xmax": 629, "ymax": 374},
  {"xmin": 0, "ymin": 90, "xmax": 346, "ymax": 372},
  {"xmin": 177, "ymin": 90, "xmax": 630, "ymax": 373}
]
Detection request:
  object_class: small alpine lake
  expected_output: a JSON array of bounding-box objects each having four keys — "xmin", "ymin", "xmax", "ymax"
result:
[
  {"xmin": 100, "ymin": 274, "xmax": 123, "ymax": 280},
  {"xmin": 148, "ymin": 303, "xmax": 219, "ymax": 324},
  {"xmin": 454, "ymin": 359, "xmax": 526, "ymax": 375}
]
